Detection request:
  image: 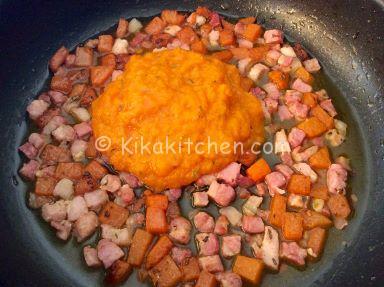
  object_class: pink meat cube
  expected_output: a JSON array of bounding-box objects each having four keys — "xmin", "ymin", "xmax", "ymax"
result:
[
  {"xmin": 196, "ymin": 233, "xmax": 219, "ymax": 256},
  {"xmin": 193, "ymin": 192, "xmax": 209, "ymax": 207},
  {"xmin": 221, "ymin": 235, "xmax": 242, "ymax": 258},
  {"xmin": 217, "ymin": 162, "xmax": 241, "ymax": 186},
  {"xmin": 214, "ymin": 215, "xmax": 229, "ymax": 236},
  {"xmin": 207, "ymin": 180, "xmax": 235, "ymax": 207},
  {"xmin": 199, "ymin": 255, "xmax": 224, "ymax": 273},
  {"xmin": 194, "ymin": 212, "xmax": 215, "ymax": 233},
  {"xmin": 241, "ymin": 215, "xmax": 265, "ymax": 234},
  {"xmin": 288, "ymin": 127, "xmax": 306, "ymax": 148}
]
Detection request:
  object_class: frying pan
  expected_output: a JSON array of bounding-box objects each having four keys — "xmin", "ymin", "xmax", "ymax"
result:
[{"xmin": 0, "ymin": 0, "xmax": 383, "ymax": 286}]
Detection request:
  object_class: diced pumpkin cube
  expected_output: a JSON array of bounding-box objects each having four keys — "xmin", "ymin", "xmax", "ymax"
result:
[
  {"xmin": 307, "ymin": 227, "xmax": 327, "ymax": 260},
  {"xmin": 287, "ymin": 174, "xmax": 311, "ymax": 195},
  {"xmin": 146, "ymin": 235, "xmax": 174, "ymax": 269},
  {"xmin": 269, "ymin": 193, "xmax": 287, "ymax": 227},
  {"xmin": 98, "ymin": 35, "xmax": 114, "ymax": 53},
  {"xmin": 327, "ymin": 194, "xmax": 351, "ymax": 219},
  {"xmin": 148, "ymin": 255, "xmax": 183, "ymax": 287},
  {"xmin": 309, "ymin": 147, "xmax": 332, "ymax": 169},
  {"xmin": 211, "ymin": 50, "xmax": 233, "ymax": 62},
  {"xmin": 233, "ymin": 255, "xmax": 264, "ymax": 285},
  {"xmin": 268, "ymin": 70, "xmax": 290, "ymax": 90},
  {"xmin": 295, "ymin": 67, "xmax": 314, "ymax": 85},
  {"xmin": 181, "ymin": 257, "xmax": 201, "ymax": 282},
  {"xmin": 248, "ymin": 46, "xmax": 269, "ymax": 61},
  {"xmin": 282, "ymin": 212, "xmax": 303, "ymax": 241},
  {"xmin": 310, "ymin": 185, "xmax": 329, "ymax": 200},
  {"xmin": 246, "ymin": 158, "xmax": 271, "ymax": 182},
  {"xmin": 196, "ymin": 270, "xmax": 217, "ymax": 287},
  {"xmin": 99, "ymin": 202, "xmax": 129, "ymax": 228},
  {"xmin": 35, "ymin": 176, "xmax": 56, "ymax": 196},
  {"xmin": 297, "ymin": 117, "xmax": 327, "ymax": 138},
  {"xmin": 219, "ymin": 29, "xmax": 235, "ymax": 46},
  {"xmin": 90, "ymin": 65, "xmax": 114, "ymax": 87},
  {"xmin": 302, "ymin": 210, "xmax": 333, "ymax": 230},
  {"xmin": 302, "ymin": 92, "xmax": 317, "ymax": 108},
  {"xmin": 242, "ymin": 24, "xmax": 263, "ymax": 42},
  {"xmin": 191, "ymin": 40, "xmax": 207, "ymax": 54},
  {"xmin": 146, "ymin": 207, "xmax": 168, "ymax": 234},
  {"xmin": 230, "ymin": 47, "xmax": 250, "ymax": 60},
  {"xmin": 311, "ymin": 105, "xmax": 334, "ymax": 130},
  {"xmin": 128, "ymin": 229, "xmax": 154, "ymax": 267},
  {"xmin": 145, "ymin": 194, "xmax": 168, "ymax": 210}
]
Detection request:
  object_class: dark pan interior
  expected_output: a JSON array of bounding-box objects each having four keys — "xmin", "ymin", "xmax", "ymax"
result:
[{"xmin": 0, "ymin": 0, "xmax": 383, "ymax": 286}]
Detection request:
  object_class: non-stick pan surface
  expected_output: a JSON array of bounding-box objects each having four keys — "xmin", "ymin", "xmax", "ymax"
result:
[{"xmin": 0, "ymin": 0, "xmax": 383, "ymax": 286}]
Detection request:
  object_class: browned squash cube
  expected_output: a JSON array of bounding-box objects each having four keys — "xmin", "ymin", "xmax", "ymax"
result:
[
  {"xmin": 282, "ymin": 212, "xmax": 304, "ymax": 241},
  {"xmin": 181, "ymin": 257, "xmax": 200, "ymax": 282},
  {"xmin": 128, "ymin": 229, "xmax": 154, "ymax": 267},
  {"xmin": 233, "ymin": 255, "xmax": 264, "ymax": 285},
  {"xmin": 148, "ymin": 255, "xmax": 182, "ymax": 287},
  {"xmin": 307, "ymin": 227, "xmax": 327, "ymax": 260},
  {"xmin": 99, "ymin": 202, "xmax": 129, "ymax": 228}
]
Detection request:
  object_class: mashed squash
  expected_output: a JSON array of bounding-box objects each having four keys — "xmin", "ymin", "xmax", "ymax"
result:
[{"xmin": 92, "ymin": 49, "xmax": 264, "ymax": 191}]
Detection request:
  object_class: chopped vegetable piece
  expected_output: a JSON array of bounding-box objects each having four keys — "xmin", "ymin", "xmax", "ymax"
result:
[
  {"xmin": 191, "ymin": 40, "xmax": 207, "ymax": 54},
  {"xmin": 230, "ymin": 47, "xmax": 250, "ymax": 60},
  {"xmin": 307, "ymin": 227, "xmax": 327, "ymax": 260},
  {"xmin": 249, "ymin": 46, "xmax": 269, "ymax": 61},
  {"xmin": 295, "ymin": 67, "xmax": 314, "ymax": 85},
  {"xmin": 246, "ymin": 158, "xmax": 271, "ymax": 182},
  {"xmin": 309, "ymin": 146, "xmax": 332, "ymax": 169},
  {"xmin": 269, "ymin": 193, "xmax": 287, "ymax": 227},
  {"xmin": 181, "ymin": 257, "xmax": 200, "ymax": 282},
  {"xmin": 146, "ymin": 207, "xmax": 168, "ymax": 234},
  {"xmin": 35, "ymin": 177, "xmax": 56, "ymax": 196},
  {"xmin": 287, "ymin": 174, "xmax": 311, "ymax": 195},
  {"xmin": 301, "ymin": 210, "xmax": 333, "ymax": 230},
  {"xmin": 240, "ymin": 77, "xmax": 254, "ymax": 91},
  {"xmin": 242, "ymin": 24, "xmax": 263, "ymax": 42},
  {"xmin": 90, "ymin": 66, "xmax": 114, "ymax": 87},
  {"xmin": 146, "ymin": 235, "xmax": 174, "ymax": 269},
  {"xmin": 233, "ymin": 255, "xmax": 264, "ymax": 285},
  {"xmin": 196, "ymin": 270, "xmax": 217, "ymax": 287},
  {"xmin": 145, "ymin": 16, "xmax": 166, "ymax": 35},
  {"xmin": 211, "ymin": 50, "xmax": 233, "ymax": 62},
  {"xmin": 268, "ymin": 70, "xmax": 290, "ymax": 90},
  {"xmin": 297, "ymin": 117, "xmax": 327, "ymax": 138},
  {"xmin": 99, "ymin": 202, "xmax": 129, "ymax": 228},
  {"xmin": 327, "ymin": 194, "xmax": 351, "ymax": 219},
  {"xmin": 282, "ymin": 212, "xmax": 304, "ymax": 241},
  {"xmin": 219, "ymin": 29, "xmax": 235, "ymax": 46},
  {"xmin": 145, "ymin": 194, "xmax": 169, "ymax": 210},
  {"xmin": 312, "ymin": 105, "xmax": 334, "ymax": 130},
  {"xmin": 302, "ymin": 92, "xmax": 317, "ymax": 108},
  {"xmin": 84, "ymin": 160, "xmax": 108, "ymax": 180},
  {"xmin": 128, "ymin": 229, "xmax": 154, "ymax": 267},
  {"xmin": 310, "ymin": 185, "xmax": 329, "ymax": 200},
  {"xmin": 148, "ymin": 255, "xmax": 182, "ymax": 287},
  {"xmin": 105, "ymin": 260, "xmax": 133, "ymax": 285}
]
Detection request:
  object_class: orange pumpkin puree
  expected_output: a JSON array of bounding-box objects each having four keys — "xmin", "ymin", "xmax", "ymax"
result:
[{"xmin": 92, "ymin": 48, "xmax": 264, "ymax": 191}]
